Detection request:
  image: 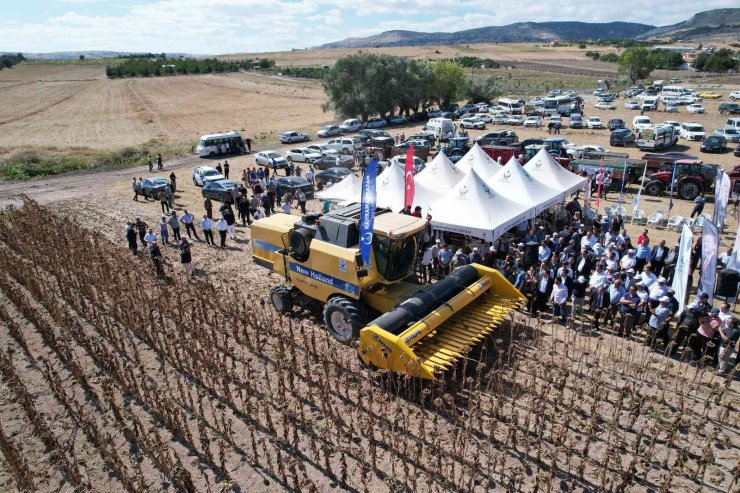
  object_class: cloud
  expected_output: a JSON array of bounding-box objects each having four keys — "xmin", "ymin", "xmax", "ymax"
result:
[{"xmin": 0, "ymin": 0, "xmax": 737, "ymax": 53}]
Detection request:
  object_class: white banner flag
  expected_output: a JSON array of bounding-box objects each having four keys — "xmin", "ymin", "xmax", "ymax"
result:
[
  {"xmin": 726, "ymin": 224, "xmax": 740, "ymax": 271},
  {"xmin": 715, "ymin": 172, "xmax": 731, "ymax": 231},
  {"xmin": 672, "ymin": 224, "xmax": 694, "ymax": 314},
  {"xmin": 631, "ymin": 161, "xmax": 647, "ymax": 222},
  {"xmin": 698, "ymin": 220, "xmax": 719, "ymax": 302}
]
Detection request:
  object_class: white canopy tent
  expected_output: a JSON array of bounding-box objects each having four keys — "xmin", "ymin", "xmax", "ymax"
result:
[
  {"xmin": 488, "ymin": 157, "xmax": 563, "ymax": 214},
  {"xmin": 429, "ymin": 169, "xmax": 532, "ymax": 241},
  {"xmin": 375, "ymin": 161, "xmax": 406, "ymax": 212},
  {"xmin": 523, "ymin": 148, "xmax": 588, "ymax": 200},
  {"xmin": 315, "ymin": 172, "xmax": 362, "ymax": 202},
  {"xmin": 412, "ymin": 152, "xmax": 464, "ymax": 214},
  {"xmin": 453, "ymin": 143, "xmax": 501, "ymax": 181}
]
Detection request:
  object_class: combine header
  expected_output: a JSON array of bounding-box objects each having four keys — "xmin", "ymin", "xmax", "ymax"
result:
[{"xmin": 251, "ymin": 205, "xmax": 525, "ymax": 380}]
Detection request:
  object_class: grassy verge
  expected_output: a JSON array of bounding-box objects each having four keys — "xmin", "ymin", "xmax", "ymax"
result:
[{"xmin": 0, "ymin": 140, "xmax": 191, "ymax": 180}]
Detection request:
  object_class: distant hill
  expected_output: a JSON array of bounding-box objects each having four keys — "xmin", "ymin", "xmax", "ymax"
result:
[
  {"xmin": 318, "ymin": 21, "xmax": 655, "ymax": 49},
  {"xmin": 638, "ymin": 8, "xmax": 740, "ymax": 40},
  {"xmin": 0, "ymin": 51, "xmax": 194, "ymax": 60}
]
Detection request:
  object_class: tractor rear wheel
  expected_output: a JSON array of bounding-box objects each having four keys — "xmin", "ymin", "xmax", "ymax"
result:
[
  {"xmin": 645, "ymin": 181, "xmax": 664, "ymax": 196},
  {"xmin": 270, "ymin": 286, "xmax": 294, "ymax": 314},
  {"xmin": 679, "ymin": 181, "xmax": 701, "ymax": 201},
  {"xmin": 323, "ymin": 296, "xmax": 362, "ymax": 344}
]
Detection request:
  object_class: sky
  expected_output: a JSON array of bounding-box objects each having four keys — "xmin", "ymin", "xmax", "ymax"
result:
[{"xmin": 0, "ymin": 1, "xmax": 736, "ymax": 54}]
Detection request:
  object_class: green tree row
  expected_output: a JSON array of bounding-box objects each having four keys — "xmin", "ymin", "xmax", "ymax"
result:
[
  {"xmin": 0, "ymin": 53, "xmax": 25, "ymax": 70},
  {"xmin": 106, "ymin": 57, "xmax": 253, "ymax": 78},
  {"xmin": 322, "ymin": 54, "xmax": 498, "ymax": 121},
  {"xmin": 692, "ymin": 49, "xmax": 739, "ymax": 72}
]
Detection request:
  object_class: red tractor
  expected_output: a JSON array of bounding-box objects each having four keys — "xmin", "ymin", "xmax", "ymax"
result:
[{"xmin": 643, "ymin": 159, "xmax": 719, "ymax": 201}]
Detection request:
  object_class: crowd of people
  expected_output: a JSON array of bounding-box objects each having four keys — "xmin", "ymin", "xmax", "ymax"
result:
[{"xmin": 418, "ymin": 200, "xmax": 738, "ymax": 376}]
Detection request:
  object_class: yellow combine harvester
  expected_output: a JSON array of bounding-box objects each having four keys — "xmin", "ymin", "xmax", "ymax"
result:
[{"xmin": 251, "ymin": 204, "xmax": 525, "ymax": 379}]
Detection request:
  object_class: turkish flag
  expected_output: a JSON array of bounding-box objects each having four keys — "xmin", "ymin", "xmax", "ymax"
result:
[{"xmin": 404, "ymin": 145, "xmax": 415, "ymax": 208}]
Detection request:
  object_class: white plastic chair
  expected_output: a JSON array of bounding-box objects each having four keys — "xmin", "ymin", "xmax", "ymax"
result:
[
  {"xmin": 583, "ymin": 207, "xmax": 597, "ymax": 220},
  {"xmin": 685, "ymin": 218, "xmax": 695, "ymax": 230},
  {"xmin": 666, "ymin": 215, "xmax": 684, "ymax": 231},
  {"xmin": 693, "ymin": 215, "xmax": 705, "ymax": 231},
  {"xmin": 604, "ymin": 205, "xmax": 616, "ymax": 218},
  {"xmin": 615, "ymin": 206, "xmax": 627, "ymax": 217},
  {"xmin": 631, "ymin": 209, "xmax": 646, "ymax": 225},
  {"xmin": 646, "ymin": 212, "xmax": 664, "ymax": 228}
]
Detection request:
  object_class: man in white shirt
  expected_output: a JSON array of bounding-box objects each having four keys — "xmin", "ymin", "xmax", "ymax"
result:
[
  {"xmin": 538, "ymin": 240, "xmax": 551, "ymax": 263},
  {"xmin": 143, "ymin": 228, "xmax": 158, "ymax": 246},
  {"xmin": 550, "ymin": 277, "xmax": 569, "ymax": 324},
  {"xmin": 639, "ymin": 266, "xmax": 657, "ymax": 289},
  {"xmin": 557, "ymin": 260, "xmax": 573, "ymax": 279},
  {"xmin": 589, "ymin": 265, "xmax": 607, "ymax": 290},
  {"xmin": 216, "ymin": 216, "xmax": 228, "ymax": 248},
  {"xmin": 648, "ymin": 277, "xmax": 668, "ymax": 307},
  {"xmin": 605, "ymin": 251, "xmax": 619, "ymax": 271},
  {"xmin": 620, "ymin": 249, "xmax": 637, "ymax": 271},
  {"xmin": 200, "ymin": 215, "xmax": 214, "ymax": 246}
]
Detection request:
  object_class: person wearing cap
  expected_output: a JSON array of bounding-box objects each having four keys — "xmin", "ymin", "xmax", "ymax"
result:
[
  {"xmin": 622, "ymin": 268, "xmax": 636, "ymax": 289},
  {"xmin": 673, "ymin": 293, "xmax": 711, "ymax": 355},
  {"xmin": 572, "ymin": 275, "xmax": 588, "ymax": 319},
  {"xmin": 550, "ymin": 276, "xmax": 569, "ymax": 325},
  {"xmin": 648, "ymin": 277, "xmax": 668, "ymax": 308},
  {"xmin": 649, "ymin": 239, "xmax": 669, "ymax": 277},
  {"xmin": 620, "ymin": 249, "xmax": 637, "ymax": 271},
  {"xmin": 692, "ymin": 307, "xmax": 721, "ymax": 364},
  {"xmin": 717, "ymin": 317, "xmax": 740, "ymax": 376},
  {"xmin": 483, "ymin": 245, "xmax": 496, "ymax": 268},
  {"xmin": 646, "ymin": 296, "xmax": 673, "ymax": 347},
  {"xmin": 469, "ymin": 247, "xmax": 483, "ymax": 265},
  {"xmin": 431, "ymin": 239, "xmax": 441, "ymax": 277},
  {"xmin": 618, "ymin": 285, "xmax": 641, "ymax": 338},
  {"xmin": 438, "ymin": 243, "xmax": 452, "ymax": 277},
  {"xmin": 666, "ymin": 288, "xmax": 679, "ymax": 314}
]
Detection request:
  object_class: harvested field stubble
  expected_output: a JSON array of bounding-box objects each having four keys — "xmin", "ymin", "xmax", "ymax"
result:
[{"xmin": 0, "ymin": 201, "xmax": 737, "ymax": 492}]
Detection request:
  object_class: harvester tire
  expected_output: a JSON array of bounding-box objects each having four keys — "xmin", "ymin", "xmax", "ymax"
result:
[
  {"xmin": 270, "ymin": 286, "xmax": 294, "ymax": 314},
  {"xmin": 323, "ymin": 296, "xmax": 362, "ymax": 344}
]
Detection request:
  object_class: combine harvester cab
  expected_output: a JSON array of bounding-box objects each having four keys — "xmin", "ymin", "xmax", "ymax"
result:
[{"xmin": 358, "ymin": 264, "xmax": 525, "ymax": 380}]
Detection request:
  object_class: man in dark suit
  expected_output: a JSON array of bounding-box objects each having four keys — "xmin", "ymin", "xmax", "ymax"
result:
[
  {"xmin": 662, "ymin": 243, "xmax": 680, "ymax": 285},
  {"xmin": 589, "ymin": 285, "xmax": 609, "ymax": 330},
  {"xmin": 649, "ymin": 239, "xmax": 670, "ymax": 277},
  {"xmin": 575, "ymin": 246, "xmax": 595, "ymax": 278}
]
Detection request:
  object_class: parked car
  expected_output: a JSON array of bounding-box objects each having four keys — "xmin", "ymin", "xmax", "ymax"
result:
[
  {"xmin": 317, "ymin": 125, "xmax": 341, "ymax": 138},
  {"xmin": 665, "ymin": 103, "xmax": 679, "ymax": 113},
  {"xmin": 324, "ymin": 137, "xmax": 362, "ymax": 154},
  {"xmin": 475, "ymin": 113, "xmax": 493, "ymax": 123},
  {"xmin": 714, "ymin": 128, "xmax": 740, "ymax": 143},
  {"xmin": 569, "ymin": 113, "xmax": 583, "ymax": 129},
  {"xmin": 285, "ymin": 147, "xmax": 321, "ymax": 163},
  {"xmin": 625, "ymin": 101, "xmax": 641, "ymax": 110},
  {"xmin": 701, "ymin": 135, "xmax": 727, "ymax": 153},
  {"xmin": 395, "ymin": 139, "xmax": 433, "ymax": 151},
  {"xmin": 339, "ymin": 119, "xmax": 361, "ymax": 132},
  {"xmin": 735, "ymin": 144, "xmax": 740, "ymax": 157},
  {"xmin": 460, "ymin": 117, "xmax": 486, "ymax": 129},
  {"xmin": 719, "ymin": 103, "xmax": 740, "ymax": 115},
  {"xmin": 315, "ymin": 167, "xmax": 353, "ymax": 186},
  {"xmin": 597, "ymin": 93, "xmax": 615, "ymax": 102},
  {"xmin": 507, "ymin": 115, "xmax": 524, "ymax": 125},
  {"xmin": 192, "ymin": 166, "xmax": 225, "ymax": 187},
  {"xmin": 523, "ymin": 116, "xmax": 542, "ymax": 128},
  {"xmin": 357, "ymin": 129, "xmax": 390, "ymax": 143},
  {"xmin": 140, "ymin": 177, "xmax": 171, "ymax": 199},
  {"xmin": 699, "ymin": 91, "xmax": 721, "ymax": 99},
  {"xmin": 686, "ymin": 104, "xmax": 705, "ymax": 114},
  {"xmin": 610, "ymin": 128, "xmax": 636, "ymax": 146},
  {"xmin": 490, "ymin": 114, "xmax": 508, "ymax": 124},
  {"xmin": 587, "ymin": 117, "xmax": 603, "ymax": 129},
  {"xmin": 475, "ymin": 130, "xmax": 518, "ymax": 146},
  {"xmin": 313, "ymin": 154, "xmax": 354, "ymax": 170},
  {"xmin": 201, "ymin": 180, "xmax": 238, "ymax": 202},
  {"xmin": 362, "ymin": 118, "xmax": 387, "ymax": 129},
  {"xmin": 595, "ymin": 101, "xmax": 616, "ymax": 110},
  {"xmin": 426, "ymin": 109, "xmax": 443, "ymax": 118},
  {"xmin": 388, "ymin": 115, "xmax": 407, "ymax": 125},
  {"xmin": 280, "ymin": 131, "xmax": 310, "ymax": 144},
  {"xmin": 255, "ymin": 150, "xmax": 287, "ymax": 168},
  {"xmin": 680, "ymin": 123, "xmax": 706, "ymax": 141},
  {"xmin": 307, "ymin": 144, "xmax": 338, "ymax": 156},
  {"xmin": 730, "ymin": 91, "xmax": 740, "ymax": 100},
  {"xmin": 632, "ymin": 116, "xmax": 652, "ymax": 131},
  {"xmin": 275, "ymin": 176, "xmax": 314, "ymax": 199},
  {"xmin": 383, "ymin": 155, "xmax": 426, "ymax": 173},
  {"xmin": 607, "ymin": 118, "xmax": 625, "ymax": 130}
]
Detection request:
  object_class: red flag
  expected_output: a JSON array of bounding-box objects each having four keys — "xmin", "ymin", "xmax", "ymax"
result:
[{"xmin": 404, "ymin": 145, "xmax": 415, "ymax": 208}]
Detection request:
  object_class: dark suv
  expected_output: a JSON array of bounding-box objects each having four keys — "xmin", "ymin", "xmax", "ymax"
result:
[
  {"xmin": 608, "ymin": 118, "xmax": 625, "ymax": 130},
  {"xmin": 475, "ymin": 130, "xmax": 518, "ymax": 146},
  {"xmin": 719, "ymin": 103, "xmax": 740, "ymax": 115}
]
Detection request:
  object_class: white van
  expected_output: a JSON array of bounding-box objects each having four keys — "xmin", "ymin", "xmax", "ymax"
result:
[
  {"xmin": 725, "ymin": 118, "xmax": 740, "ymax": 131},
  {"xmin": 424, "ymin": 117, "xmax": 455, "ymax": 141},
  {"xmin": 632, "ymin": 116, "xmax": 652, "ymax": 131},
  {"xmin": 636, "ymin": 125, "xmax": 678, "ymax": 151},
  {"xmin": 196, "ymin": 131, "xmax": 242, "ymax": 157},
  {"xmin": 339, "ymin": 119, "xmax": 361, "ymax": 133},
  {"xmin": 497, "ymin": 98, "xmax": 523, "ymax": 115}
]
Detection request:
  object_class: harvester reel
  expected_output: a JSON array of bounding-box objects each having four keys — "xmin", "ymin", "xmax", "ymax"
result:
[
  {"xmin": 270, "ymin": 286, "xmax": 294, "ymax": 314},
  {"xmin": 323, "ymin": 296, "xmax": 362, "ymax": 344}
]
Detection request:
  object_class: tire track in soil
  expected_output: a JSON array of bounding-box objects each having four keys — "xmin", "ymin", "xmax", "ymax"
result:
[{"xmin": 0, "ymin": 81, "xmax": 94, "ymax": 125}]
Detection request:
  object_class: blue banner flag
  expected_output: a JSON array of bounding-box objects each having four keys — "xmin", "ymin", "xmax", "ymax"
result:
[
  {"xmin": 668, "ymin": 160, "xmax": 677, "ymax": 211},
  {"xmin": 359, "ymin": 158, "xmax": 378, "ymax": 267}
]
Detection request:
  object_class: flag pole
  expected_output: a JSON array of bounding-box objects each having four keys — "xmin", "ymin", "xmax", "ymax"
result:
[{"xmin": 631, "ymin": 160, "xmax": 648, "ymax": 224}]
